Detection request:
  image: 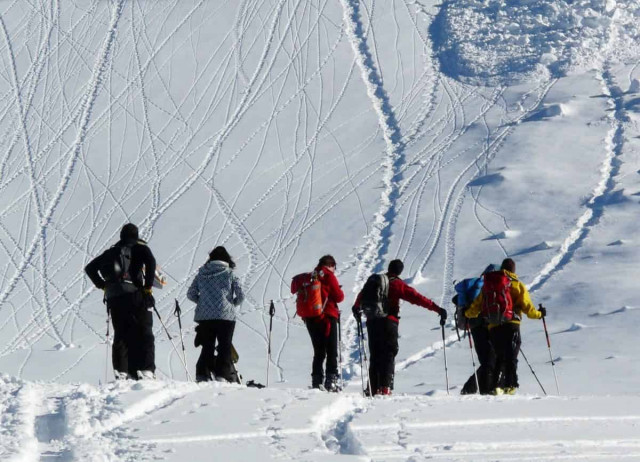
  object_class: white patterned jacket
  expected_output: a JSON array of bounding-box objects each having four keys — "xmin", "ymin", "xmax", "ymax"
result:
[{"xmin": 187, "ymin": 260, "xmax": 244, "ymax": 322}]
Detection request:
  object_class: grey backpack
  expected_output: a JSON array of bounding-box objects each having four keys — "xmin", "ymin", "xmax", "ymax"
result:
[{"xmin": 360, "ymin": 273, "xmax": 391, "ymax": 319}]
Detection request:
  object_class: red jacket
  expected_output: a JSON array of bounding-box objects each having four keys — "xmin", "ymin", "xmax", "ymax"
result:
[
  {"xmin": 291, "ymin": 266, "xmax": 344, "ymax": 320},
  {"xmin": 315, "ymin": 266, "xmax": 344, "ymax": 319},
  {"xmin": 355, "ymin": 274, "xmax": 438, "ymax": 323}
]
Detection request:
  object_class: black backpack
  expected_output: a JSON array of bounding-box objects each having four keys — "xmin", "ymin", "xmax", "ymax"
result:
[
  {"xmin": 360, "ymin": 274, "xmax": 392, "ymax": 319},
  {"xmin": 99, "ymin": 243, "xmax": 134, "ymax": 284}
]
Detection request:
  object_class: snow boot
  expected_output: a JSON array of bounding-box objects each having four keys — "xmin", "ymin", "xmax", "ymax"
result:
[
  {"xmin": 504, "ymin": 386, "xmax": 517, "ymax": 395},
  {"xmin": 376, "ymin": 387, "xmax": 392, "ymax": 396},
  {"xmin": 311, "ymin": 374, "xmax": 324, "ymax": 390},
  {"xmin": 492, "ymin": 387, "xmax": 504, "ymax": 396},
  {"xmin": 114, "ymin": 371, "xmax": 130, "ymax": 381},
  {"xmin": 196, "ymin": 373, "xmax": 213, "ymax": 383},
  {"xmin": 325, "ymin": 374, "xmax": 342, "ymax": 393},
  {"xmin": 137, "ymin": 370, "xmax": 156, "ymax": 380}
]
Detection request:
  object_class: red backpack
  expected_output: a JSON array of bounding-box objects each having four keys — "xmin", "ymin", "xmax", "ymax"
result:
[
  {"xmin": 291, "ymin": 271, "xmax": 326, "ymax": 318},
  {"xmin": 481, "ymin": 271, "xmax": 514, "ymax": 324}
]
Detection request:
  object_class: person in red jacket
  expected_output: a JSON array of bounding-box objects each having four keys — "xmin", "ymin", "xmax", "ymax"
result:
[
  {"xmin": 353, "ymin": 259, "xmax": 447, "ymax": 396},
  {"xmin": 295, "ymin": 255, "xmax": 344, "ymax": 391}
]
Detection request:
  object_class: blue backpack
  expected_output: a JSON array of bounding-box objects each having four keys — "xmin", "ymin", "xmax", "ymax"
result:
[{"xmin": 453, "ymin": 277, "xmax": 483, "ymax": 329}]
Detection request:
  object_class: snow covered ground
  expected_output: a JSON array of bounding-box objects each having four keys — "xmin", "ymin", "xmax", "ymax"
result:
[{"xmin": 0, "ymin": 0, "xmax": 639, "ymax": 460}]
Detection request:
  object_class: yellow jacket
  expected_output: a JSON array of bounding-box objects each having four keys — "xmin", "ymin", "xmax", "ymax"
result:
[{"xmin": 465, "ymin": 269, "xmax": 542, "ymax": 329}]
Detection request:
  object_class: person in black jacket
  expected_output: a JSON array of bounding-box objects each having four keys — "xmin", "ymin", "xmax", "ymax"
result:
[{"xmin": 85, "ymin": 223, "xmax": 157, "ymax": 380}]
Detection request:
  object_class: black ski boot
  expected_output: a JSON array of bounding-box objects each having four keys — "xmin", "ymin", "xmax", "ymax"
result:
[
  {"xmin": 312, "ymin": 374, "xmax": 325, "ymax": 391},
  {"xmin": 325, "ymin": 374, "xmax": 342, "ymax": 393}
]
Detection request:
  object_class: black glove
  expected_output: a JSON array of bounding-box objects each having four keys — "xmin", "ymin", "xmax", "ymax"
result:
[
  {"xmin": 539, "ymin": 306, "xmax": 547, "ymax": 317},
  {"xmin": 142, "ymin": 288, "xmax": 155, "ymax": 309},
  {"xmin": 438, "ymin": 307, "xmax": 447, "ymax": 326},
  {"xmin": 352, "ymin": 306, "xmax": 362, "ymax": 320}
]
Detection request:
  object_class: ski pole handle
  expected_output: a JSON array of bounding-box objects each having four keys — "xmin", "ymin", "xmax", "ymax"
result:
[
  {"xmin": 269, "ymin": 300, "xmax": 275, "ymax": 317},
  {"xmin": 540, "ymin": 304, "xmax": 551, "ymax": 348},
  {"xmin": 174, "ymin": 299, "xmax": 183, "ymax": 329}
]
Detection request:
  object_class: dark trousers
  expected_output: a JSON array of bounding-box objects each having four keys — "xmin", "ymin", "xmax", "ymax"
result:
[
  {"xmin": 195, "ymin": 320, "xmax": 236, "ymax": 381},
  {"xmin": 489, "ymin": 323, "xmax": 521, "ymax": 388},
  {"xmin": 366, "ymin": 317, "xmax": 399, "ymax": 392},
  {"xmin": 305, "ymin": 317, "xmax": 338, "ymax": 385},
  {"xmin": 462, "ymin": 325, "xmax": 497, "ymax": 394},
  {"xmin": 108, "ymin": 292, "xmax": 155, "ymax": 378}
]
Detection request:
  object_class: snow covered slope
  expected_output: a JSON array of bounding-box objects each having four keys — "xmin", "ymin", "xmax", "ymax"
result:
[{"xmin": 1, "ymin": 0, "xmax": 639, "ymax": 460}]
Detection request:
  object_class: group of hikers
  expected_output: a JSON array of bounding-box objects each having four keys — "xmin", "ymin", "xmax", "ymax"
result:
[{"xmin": 85, "ymin": 223, "xmax": 548, "ymax": 396}]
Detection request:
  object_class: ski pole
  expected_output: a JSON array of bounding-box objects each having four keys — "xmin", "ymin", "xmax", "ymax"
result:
[
  {"xmin": 441, "ymin": 323, "xmax": 450, "ymax": 395},
  {"xmin": 540, "ymin": 305, "xmax": 560, "ymax": 395},
  {"xmin": 357, "ymin": 316, "xmax": 372, "ymax": 397},
  {"xmin": 520, "ymin": 346, "xmax": 546, "ymax": 395},
  {"xmin": 174, "ymin": 299, "xmax": 190, "ymax": 381},
  {"xmin": 465, "ymin": 322, "xmax": 480, "ymax": 394},
  {"xmin": 266, "ymin": 300, "xmax": 275, "ymax": 387},
  {"xmin": 105, "ymin": 307, "xmax": 111, "ymax": 383},
  {"xmin": 337, "ymin": 314, "xmax": 344, "ymax": 390},
  {"xmin": 355, "ymin": 315, "xmax": 366, "ymax": 395},
  {"xmin": 152, "ymin": 305, "xmax": 193, "ymax": 381}
]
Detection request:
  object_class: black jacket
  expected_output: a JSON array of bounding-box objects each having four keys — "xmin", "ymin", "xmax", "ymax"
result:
[{"xmin": 85, "ymin": 239, "xmax": 156, "ymax": 299}]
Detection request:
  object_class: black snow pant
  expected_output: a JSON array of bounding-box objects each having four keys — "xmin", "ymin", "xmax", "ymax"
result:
[
  {"xmin": 195, "ymin": 320, "xmax": 237, "ymax": 382},
  {"xmin": 462, "ymin": 325, "xmax": 497, "ymax": 394},
  {"xmin": 305, "ymin": 316, "xmax": 338, "ymax": 387},
  {"xmin": 366, "ymin": 317, "xmax": 399, "ymax": 393},
  {"xmin": 489, "ymin": 323, "xmax": 521, "ymax": 389},
  {"xmin": 107, "ymin": 292, "xmax": 155, "ymax": 379}
]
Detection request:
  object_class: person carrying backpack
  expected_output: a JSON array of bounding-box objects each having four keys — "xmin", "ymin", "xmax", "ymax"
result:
[
  {"xmin": 85, "ymin": 223, "xmax": 157, "ymax": 380},
  {"xmin": 453, "ymin": 264, "xmax": 499, "ymax": 395},
  {"xmin": 465, "ymin": 258, "xmax": 545, "ymax": 395},
  {"xmin": 187, "ymin": 246, "xmax": 245, "ymax": 383},
  {"xmin": 291, "ymin": 255, "xmax": 344, "ymax": 391},
  {"xmin": 352, "ymin": 259, "xmax": 447, "ymax": 396}
]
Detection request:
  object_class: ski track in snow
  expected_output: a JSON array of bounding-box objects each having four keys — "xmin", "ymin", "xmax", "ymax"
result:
[{"xmin": 528, "ymin": 66, "xmax": 627, "ymax": 293}]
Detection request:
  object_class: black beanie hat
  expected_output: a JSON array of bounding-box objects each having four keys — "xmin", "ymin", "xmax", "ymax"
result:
[
  {"xmin": 388, "ymin": 259, "xmax": 404, "ymax": 276},
  {"xmin": 120, "ymin": 223, "xmax": 139, "ymax": 241}
]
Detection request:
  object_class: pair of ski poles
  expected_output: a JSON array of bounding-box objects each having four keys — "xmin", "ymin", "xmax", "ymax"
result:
[
  {"xmin": 103, "ymin": 298, "xmax": 192, "ymax": 382},
  {"xmin": 460, "ymin": 304, "xmax": 559, "ymax": 396},
  {"xmin": 153, "ymin": 299, "xmax": 193, "ymax": 382},
  {"xmin": 510, "ymin": 306, "xmax": 559, "ymax": 396},
  {"xmin": 264, "ymin": 300, "xmax": 345, "ymax": 389},
  {"xmin": 353, "ymin": 310, "xmax": 448, "ymax": 397}
]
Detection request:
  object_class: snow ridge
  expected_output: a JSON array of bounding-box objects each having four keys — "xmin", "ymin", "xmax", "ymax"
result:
[
  {"xmin": 339, "ymin": 0, "xmax": 406, "ymax": 284},
  {"xmin": 528, "ymin": 68, "xmax": 626, "ymax": 292},
  {"xmin": 433, "ymin": 0, "xmax": 640, "ymax": 84}
]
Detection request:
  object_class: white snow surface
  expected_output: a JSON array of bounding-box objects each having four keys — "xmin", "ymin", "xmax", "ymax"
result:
[{"xmin": 0, "ymin": 0, "xmax": 639, "ymax": 460}]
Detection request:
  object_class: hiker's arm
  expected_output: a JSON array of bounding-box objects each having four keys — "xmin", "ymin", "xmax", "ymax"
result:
[
  {"xmin": 84, "ymin": 254, "xmax": 106, "ymax": 290},
  {"xmin": 186, "ymin": 275, "xmax": 199, "ymax": 303},
  {"xmin": 327, "ymin": 272, "xmax": 344, "ymax": 303},
  {"xmin": 232, "ymin": 276, "xmax": 245, "ymax": 306},
  {"xmin": 353, "ymin": 291, "xmax": 362, "ymax": 309},
  {"xmin": 142, "ymin": 247, "xmax": 156, "ymax": 289},
  {"xmin": 515, "ymin": 282, "xmax": 541, "ymax": 319},
  {"xmin": 399, "ymin": 283, "xmax": 438, "ymax": 312}
]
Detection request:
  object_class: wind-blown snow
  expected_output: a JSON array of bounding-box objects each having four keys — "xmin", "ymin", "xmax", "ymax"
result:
[{"xmin": 433, "ymin": 0, "xmax": 640, "ymax": 84}]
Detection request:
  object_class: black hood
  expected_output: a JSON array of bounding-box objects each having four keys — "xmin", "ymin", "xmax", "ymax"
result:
[{"xmin": 120, "ymin": 223, "xmax": 139, "ymax": 241}]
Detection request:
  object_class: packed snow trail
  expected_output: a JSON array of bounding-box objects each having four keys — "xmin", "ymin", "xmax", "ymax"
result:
[{"xmin": 3, "ymin": 376, "xmax": 640, "ymax": 461}]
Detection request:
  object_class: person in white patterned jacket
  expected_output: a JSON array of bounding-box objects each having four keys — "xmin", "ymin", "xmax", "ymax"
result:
[{"xmin": 187, "ymin": 246, "xmax": 245, "ymax": 382}]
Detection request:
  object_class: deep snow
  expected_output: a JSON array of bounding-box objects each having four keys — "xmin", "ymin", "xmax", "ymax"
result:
[{"xmin": 0, "ymin": 0, "xmax": 639, "ymax": 460}]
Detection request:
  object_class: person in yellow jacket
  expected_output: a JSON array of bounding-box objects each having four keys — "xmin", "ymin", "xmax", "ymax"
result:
[{"xmin": 465, "ymin": 258, "xmax": 545, "ymax": 395}]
